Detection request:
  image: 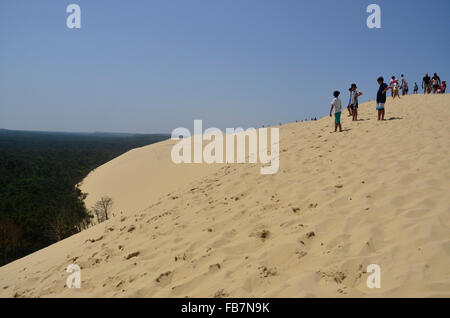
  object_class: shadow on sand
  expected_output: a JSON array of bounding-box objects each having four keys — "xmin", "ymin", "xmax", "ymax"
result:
[{"xmin": 330, "ymin": 128, "xmax": 352, "ymax": 133}]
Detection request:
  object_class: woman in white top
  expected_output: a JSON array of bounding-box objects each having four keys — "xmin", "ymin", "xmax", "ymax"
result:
[{"xmin": 431, "ymin": 73, "xmax": 441, "ymax": 94}]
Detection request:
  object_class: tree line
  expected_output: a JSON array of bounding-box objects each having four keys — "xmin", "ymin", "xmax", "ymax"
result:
[{"xmin": 0, "ymin": 129, "xmax": 168, "ymax": 266}]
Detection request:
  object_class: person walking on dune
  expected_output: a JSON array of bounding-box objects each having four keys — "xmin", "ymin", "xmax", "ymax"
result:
[
  {"xmin": 431, "ymin": 73, "xmax": 441, "ymax": 94},
  {"xmin": 422, "ymin": 73, "xmax": 431, "ymax": 94},
  {"xmin": 400, "ymin": 74, "xmax": 408, "ymax": 96},
  {"xmin": 346, "ymin": 88, "xmax": 352, "ymax": 117},
  {"xmin": 376, "ymin": 77, "xmax": 390, "ymax": 121},
  {"xmin": 390, "ymin": 76, "xmax": 400, "ymax": 99},
  {"xmin": 413, "ymin": 82, "xmax": 419, "ymax": 94},
  {"xmin": 440, "ymin": 81, "xmax": 446, "ymax": 94},
  {"xmin": 349, "ymin": 83, "xmax": 363, "ymax": 121},
  {"xmin": 329, "ymin": 90, "xmax": 343, "ymax": 132}
]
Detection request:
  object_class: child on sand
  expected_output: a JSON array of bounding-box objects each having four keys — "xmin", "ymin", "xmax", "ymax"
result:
[
  {"xmin": 390, "ymin": 76, "xmax": 400, "ymax": 99},
  {"xmin": 376, "ymin": 77, "xmax": 390, "ymax": 121},
  {"xmin": 414, "ymin": 82, "xmax": 419, "ymax": 94},
  {"xmin": 349, "ymin": 84, "xmax": 363, "ymax": 121},
  {"xmin": 347, "ymin": 88, "xmax": 352, "ymax": 116},
  {"xmin": 329, "ymin": 91, "xmax": 342, "ymax": 132},
  {"xmin": 441, "ymin": 81, "xmax": 446, "ymax": 94}
]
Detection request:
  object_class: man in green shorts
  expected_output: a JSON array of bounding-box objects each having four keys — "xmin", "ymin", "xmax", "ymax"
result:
[{"xmin": 329, "ymin": 91, "xmax": 343, "ymax": 132}]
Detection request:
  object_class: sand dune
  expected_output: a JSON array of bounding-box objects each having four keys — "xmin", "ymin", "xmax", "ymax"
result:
[
  {"xmin": 1, "ymin": 94, "xmax": 449, "ymax": 297},
  {"xmin": 79, "ymin": 138, "xmax": 224, "ymax": 216}
]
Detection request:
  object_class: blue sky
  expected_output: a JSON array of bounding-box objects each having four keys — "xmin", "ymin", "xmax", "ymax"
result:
[{"xmin": 1, "ymin": 0, "xmax": 449, "ymax": 133}]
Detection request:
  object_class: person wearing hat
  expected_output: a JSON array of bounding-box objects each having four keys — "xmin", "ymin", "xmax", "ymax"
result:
[
  {"xmin": 349, "ymin": 83, "xmax": 363, "ymax": 121},
  {"xmin": 346, "ymin": 88, "xmax": 353, "ymax": 117}
]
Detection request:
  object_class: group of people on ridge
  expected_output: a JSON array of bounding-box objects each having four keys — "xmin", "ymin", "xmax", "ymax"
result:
[
  {"xmin": 387, "ymin": 75, "xmax": 406, "ymax": 98},
  {"xmin": 385, "ymin": 73, "xmax": 446, "ymax": 98},
  {"xmin": 329, "ymin": 83, "xmax": 364, "ymax": 133},
  {"xmin": 421, "ymin": 73, "xmax": 446, "ymax": 94},
  {"xmin": 328, "ymin": 72, "xmax": 446, "ymax": 133}
]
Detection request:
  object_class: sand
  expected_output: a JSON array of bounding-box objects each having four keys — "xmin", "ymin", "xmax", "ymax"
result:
[{"xmin": 1, "ymin": 94, "xmax": 449, "ymax": 297}]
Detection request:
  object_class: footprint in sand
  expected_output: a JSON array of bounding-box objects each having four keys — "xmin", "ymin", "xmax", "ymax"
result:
[
  {"xmin": 208, "ymin": 263, "xmax": 222, "ymax": 273},
  {"xmin": 317, "ymin": 270, "xmax": 347, "ymax": 284},
  {"xmin": 174, "ymin": 253, "xmax": 189, "ymax": 262},
  {"xmin": 258, "ymin": 266, "xmax": 277, "ymax": 278},
  {"xmin": 155, "ymin": 271, "xmax": 173, "ymax": 287},
  {"xmin": 250, "ymin": 228, "xmax": 271, "ymax": 241},
  {"xmin": 296, "ymin": 250, "xmax": 308, "ymax": 259},
  {"xmin": 85, "ymin": 235, "xmax": 103, "ymax": 244},
  {"xmin": 125, "ymin": 251, "xmax": 140, "ymax": 260},
  {"xmin": 297, "ymin": 231, "xmax": 316, "ymax": 249},
  {"xmin": 213, "ymin": 289, "xmax": 229, "ymax": 298}
]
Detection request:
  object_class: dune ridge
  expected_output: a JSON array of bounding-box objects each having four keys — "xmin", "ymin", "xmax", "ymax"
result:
[{"xmin": 1, "ymin": 94, "xmax": 449, "ymax": 297}]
